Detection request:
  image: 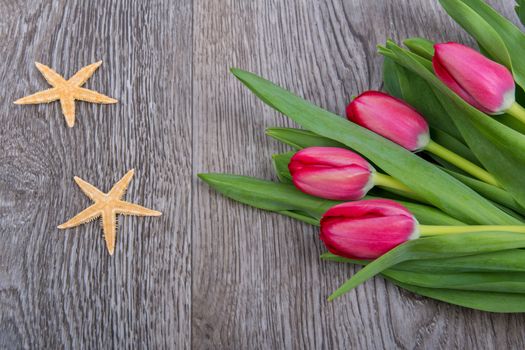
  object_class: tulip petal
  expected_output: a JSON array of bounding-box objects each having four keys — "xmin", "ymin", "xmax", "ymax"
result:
[
  {"xmin": 433, "ymin": 43, "xmax": 515, "ymax": 114},
  {"xmin": 323, "ymin": 198, "xmax": 413, "ymax": 219},
  {"xmin": 290, "ymin": 146, "xmax": 371, "ymax": 169},
  {"xmin": 321, "ymin": 216, "xmax": 416, "ymax": 259},
  {"xmin": 289, "ymin": 147, "xmax": 374, "ymax": 200},
  {"xmin": 347, "ymin": 91, "xmax": 430, "ymax": 151},
  {"xmin": 292, "ymin": 165, "xmax": 372, "ymax": 200}
]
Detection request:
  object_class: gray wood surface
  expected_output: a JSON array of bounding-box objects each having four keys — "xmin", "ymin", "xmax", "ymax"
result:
[{"xmin": 1, "ymin": 0, "xmax": 524, "ymax": 349}]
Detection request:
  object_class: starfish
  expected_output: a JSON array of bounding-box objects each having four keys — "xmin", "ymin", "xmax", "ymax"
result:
[
  {"xmin": 58, "ymin": 169, "xmax": 161, "ymax": 255},
  {"xmin": 14, "ymin": 61, "xmax": 117, "ymax": 127}
]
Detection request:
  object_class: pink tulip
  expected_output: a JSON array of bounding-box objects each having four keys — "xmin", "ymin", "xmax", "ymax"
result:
[
  {"xmin": 346, "ymin": 91, "xmax": 430, "ymax": 151},
  {"xmin": 289, "ymin": 147, "xmax": 374, "ymax": 200},
  {"xmin": 320, "ymin": 199, "xmax": 419, "ymax": 259},
  {"xmin": 433, "ymin": 42, "xmax": 515, "ymax": 115}
]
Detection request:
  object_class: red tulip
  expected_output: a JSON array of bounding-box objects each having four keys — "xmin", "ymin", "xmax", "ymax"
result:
[
  {"xmin": 433, "ymin": 42, "xmax": 515, "ymax": 115},
  {"xmin": 289, "ymin": 147, "xmax": 374, "ymax": 200},
  {"xmin": 346, "ymin": 91, "xmax": 430, "ymax": 151},
  {"xmin": 320, "ymin": 199, "xmax": 419, "ymax": 259}
]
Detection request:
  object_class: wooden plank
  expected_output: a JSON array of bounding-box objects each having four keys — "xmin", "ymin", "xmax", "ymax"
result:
[
  {"xmin": 1, "ymin": 0, "xmax": 525, "ymax": 349},
  {"xmin": 192, "ymin": 0, "xmax": 525, "ymax": 349},
  {"xmin": 0, "ymin": 0, "xmax": 192, "ymax": 348}
]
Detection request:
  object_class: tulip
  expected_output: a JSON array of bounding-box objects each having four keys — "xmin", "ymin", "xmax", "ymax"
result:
[
  {"xmin": 346, "ymin": 91, "xmax": 499, "ymax": 187},
  {"xmin": 288, "ymin": 147, "xmax": 416, "ymax": 201},
  {"xmin": 346, "ymin": 91, "xmax": 430, "ymax": 151},
  {"xmin": 433, "ymin": 42, "xmax": 518, "ymax": 115},
  {"xmin": 320, "ymin": 199, "xmax": 419, "ymax": 259},
  {"xmin": 320, "ymin": 199, "xmax": 525, "ymax": 260}
]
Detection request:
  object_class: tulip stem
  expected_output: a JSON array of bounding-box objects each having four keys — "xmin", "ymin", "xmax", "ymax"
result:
[
  {"xmin": 373, "ymin": 173, "xmax": 424, "ymax": 201},
  {"xmin": 507, "ymin": 102, "xmax": 525, "ymax": 125},
  {"xmin": 425, "ymin": 140, "xmax": 499, "ymax": 187},
  {"xmin": 420, "ymin": 225, "xmax": 525, "ymax": 236}
]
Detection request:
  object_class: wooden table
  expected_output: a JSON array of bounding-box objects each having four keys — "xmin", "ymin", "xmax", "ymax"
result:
[{"xmin": 1, "ymin": 0, "xmax": 524, "ymax": 348}]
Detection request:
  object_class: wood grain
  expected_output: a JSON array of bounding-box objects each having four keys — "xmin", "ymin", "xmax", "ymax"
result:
[
  {"xmin": 0, "ymin": 0, "xmax": 524, "ymax": 349},
  {"xmin": 192, "ymin": 0, "xmax": 525, "ymax": 349},
  {"xmin": 0, "ymin": 0, "xmax": 192, "ymax": 348}
]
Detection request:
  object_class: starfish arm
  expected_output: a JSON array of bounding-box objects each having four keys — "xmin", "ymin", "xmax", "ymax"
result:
[
  {"xmin": 60, "ymin": 97, "xmax": 76, "ymax": 127},
  {"xmin": 108, "ymin": 169, "xmax": 135, "ymax": 199},
  {"xmin": 67, "ymin": 61, "xmax": 103, "ymax": 87},
  {"xmin": 74, "ymin": 176, "xmax": 106, "ymax": 201},
  {"xmin": 116, "ymin": 201, "xmax": 162, "ymax": 217},
  {"xmin": 101, "ymin": 210, "xmax": 117, "ymax": 255},
  {"xmin": 57, "ymin": 204, "xmax": 102, "ymax": 229},
  {"xmin": 73, "ymin": 87, "xmax": 117, "ymax": 104},
  {"xmin": 35, "ymin": 62, "xmax": 67, "ymax": 86},
  {"xmin": 14, "ymin": 88, "xmax": 60, "ymax": 104}
]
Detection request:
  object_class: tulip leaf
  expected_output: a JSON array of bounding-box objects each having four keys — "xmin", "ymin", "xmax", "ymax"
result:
[
  {"xmin": 198, "ymin": 173, "xmax": 336, "ymax": 220},
  {"xmin": 277, "ymin": 210, "xmax": 320, "ymax": 226},
  {"xmin": 382, "ymin": 269, "xmax": 525, "ymax": 294},
  {"xmin": 517, "ymin": 0, "xmax": 525, "ymax": 27},
  {"xmin": 379, "ymin": 43, "xmax": 525, "ymax": 213},
  {"xmin": 328, "ymin": 232, "xmax": 525, "ymax": 300},
  {"xmin": 443, "ymin": 168, "xmax": 525, "ymax": 215},
  {"xmin": 231, "ymin": 68, "xmax": 518, "ymax": 224},
  {"xmin": 322, "ymin": 249, "xmax": 525, "ymax": 273},
  {"xmin": 387, "ymin": 279, "xmax": 525, "ymax": 313},
  {"xmin": 199, "ymin": 173, "xmax": 465, "ymax": 226},
  {"xmin": 322, "ymin": 250, "xmax": 525, "ymax": 311},
  {"xmin": 266, "ymin": 127, "xmax": 346, "ymax": 149},
  {"xmin": 403, "ymin": 37, "xmax": 435, "ymax": 60},
  {"xmin": 272, "ymin": 152, "xmax": 294, "ymax": 184},
  {"xmin": 439, "ymin": 0, "xmax": 525, "ymax": 91},
  {"xmin": 382, "ymin": 57, "xmax": 404, "ymax": 99}
]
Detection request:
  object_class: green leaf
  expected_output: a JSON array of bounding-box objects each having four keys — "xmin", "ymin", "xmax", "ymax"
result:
[
  {"xmin": 272, "ymin": 152, "xmax": 294, "ymax": 184},
  {"xmin": 387, "ymin": 279, "xmax": 525, "ymax": 312},
  {"xmin": 198, "ymin": 173, "xmax": 336, "ymax": 220},
  {"xmin": 382, "ymin": 269, "xmax": 525, "ymax": 293},
  {"xmin": 322, "ymin": 249, "xmax": 525, "ymax": 273},
  {"xmin": 439, "ymin": 0, "xmax": 525, "ymax": 91},
  {"xmin": 517, "ymin": 0, "xmax": 525, "ymax": 26},
  {"xmin": 443, "ymin": 168, "xmax": 524, "ymax": 215},
  {"xmin": 328, "ymin": 232, "xmax": 525, "ymax": 300},
  {"xmin": 277, "ymin": 210, "xmax": 320, "ymax": 226},
  {"xmin": 382, "ymin": 57, "xmax": 404, "ymax": 99},
  {"xmin": 403, "ymin": 37, "xmax": 435, "ymax": 60},
  {"xmin": 396, "ymin": 249, "xmax": 525, "ymax": 273},
  {"xmin": 199, "ymin": 173, "xmax": 465, "ymax": 226},
  {"xmin": 231, "ymin": 68, "xmax": 518, "ymax": 224},
  {"xmin": 266, "ymin": 127, "xmax": 346, "ymax": 149},
  {"xmin": 379, "ymin": 43, "xmax": 525, "ymax": 213},
  {"xmin": 321, "ymin": 250, "xmax": 525, "ymax": 311}
]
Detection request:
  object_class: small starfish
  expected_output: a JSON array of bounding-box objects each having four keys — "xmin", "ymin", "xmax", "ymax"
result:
[
  {"xmin": 58, "ymin": 169, "xmax": 161, "ymax": 255},
  {"xmin": 14, "ymin": 61, "xmax": 117, "ymax": 127}
]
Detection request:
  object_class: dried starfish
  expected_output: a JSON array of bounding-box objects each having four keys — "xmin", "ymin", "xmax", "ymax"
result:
[
  {"xmin": 14, "ymin": 61, "xmax": 117, "ymax": 127},
  {"xmin": 58, "ymin": 169, "xmax": 161, "ymax": 255}
]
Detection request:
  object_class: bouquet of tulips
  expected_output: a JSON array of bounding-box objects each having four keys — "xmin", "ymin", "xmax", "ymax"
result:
[{"xmin": 199, "ymin": 0, "xmax": 525, "ymax": 312}]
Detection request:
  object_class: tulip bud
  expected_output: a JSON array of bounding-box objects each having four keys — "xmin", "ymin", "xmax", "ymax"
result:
[
  {"xmin": 433, "ymin": 42, "xmax": 515, "ymax": 115},
  {"xmin": 320, "ymin": 199, "xmax": 420, "ymax": 259},
  {"xmin": 346, "ymin": 91, "xmax": 430, "ymax": 151},
  {"xmin": 288, "ymin": 147, "xmax": 374, "ymax": 200}
]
